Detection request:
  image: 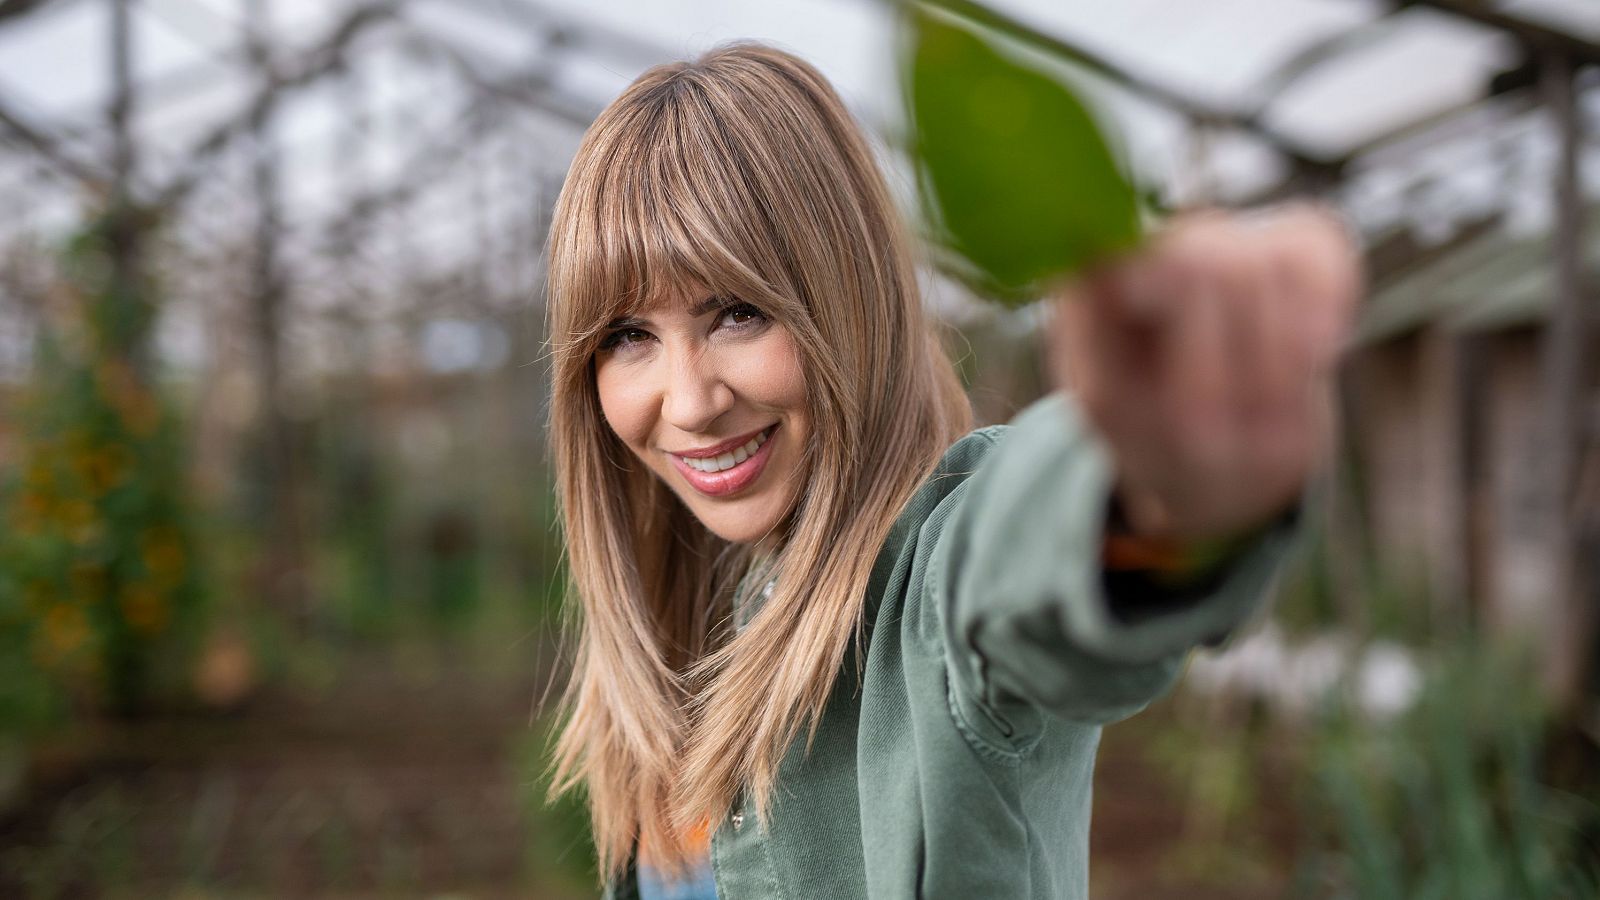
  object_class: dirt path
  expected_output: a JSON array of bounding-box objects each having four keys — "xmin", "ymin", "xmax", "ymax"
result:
[
  {"xmin": 0, "ymin": 647, "xmax": 593, "ymax": 899},
  {"xmin": 1091, "ymin": 702, "xmax": 1302, "ymax": 900}
]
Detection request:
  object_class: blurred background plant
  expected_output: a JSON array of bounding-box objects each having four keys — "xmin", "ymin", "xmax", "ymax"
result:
[
  {"xmin": 1298, "ymin": 637, "xmax": 1600, "ymax": 900},
  {"xmin": 1103, "ymin": 577, "xmax": 1600, "ymax": 900},
  {"xmin": 0, "ymin": 208, "xmax": 205, "ymax": 727}
]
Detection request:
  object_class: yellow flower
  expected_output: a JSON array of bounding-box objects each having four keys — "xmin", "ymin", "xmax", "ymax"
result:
[
  {"xmin": 23, "ymin": 459, "xmax": 54, "ymax": 491},
  {"xmin": 120, "ymin": 583, "xmax": 169, "ymax": 636},
  {"xmin": 41, "ymin": 603, "xmax": 90, "ymax": 656},
  {"xmin": 97, "ymin": 359, "xmax": 160, "ymax": 438},
  {"xmin": 57, "ymin": 499, "xmax": 102, "ymax": 546},
  {"xmin": 86, "ymin": 444, "xmax": 133, "ymax": 496},
  {"xmin": 12, "ymin": 491, "xmax": 50, "ymax": 535},
  {"xmin": 58, "ymin": 498, "xmax": 95, "ymax": 529},
  {"xmin": 140, "ymin": 527, "xmax": 186, "ymax": 587},
  {"xmin": 71, "ymin": 448, "xmax": 97, "ymax": 489},
  {"xmin": 68, "ymin": 562, "xmax": 108, "ymax": 604}
]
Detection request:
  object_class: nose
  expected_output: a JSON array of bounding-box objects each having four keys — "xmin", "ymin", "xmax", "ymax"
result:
[{"xmin": 660, "ymin": 343, "xmax": 734, "ymax": 435}]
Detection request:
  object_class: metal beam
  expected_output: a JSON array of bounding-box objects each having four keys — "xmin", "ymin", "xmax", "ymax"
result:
[
  {"xmin": 152, "ymin": 0, "xmax": 403, "ymax": 207},
  {"xmin": 0, "ymin": 96, "xmax": 108, "ymax": 184},
  {"xmin": 1401, "ymin": 0, "xmax": 1600, "ymax": 67},
  {"xmin": 0, "ymin": 0, "xmax": 67, "ymax": 28},
  {"xmin": 449, "ymin": 0, "xmax": 673, "ymax": 65},
  {"xmin": 314, "ymin": 30, "xmax": 601, "ymax": 251},
  {"xmin": 1244, "ymin": 7, "xmax": 1408, "ymax": 119},
  {"xmin": 397, "ymin": 26, "xmax": 600, "ymax": 127},
  {"xmin": 109, "ymin": 0, "xmax": 134, "ymax": 201},
  {"xmin": 318, "ymin": 95, "xmax": 497, "ymax": 249}
]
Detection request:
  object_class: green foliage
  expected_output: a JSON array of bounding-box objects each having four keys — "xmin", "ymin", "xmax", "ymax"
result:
[
  {"xmin": 905, "ymin": 2, "xmax": 1141, "ymax": 306},
  {"xmin": 1302, "ymin": 641, "xmax": 1600, "ymax": 899},
  {"xmin": 515, "ymin": 724, "xmax": 599, "ymax": 889},
  {"xmin": 0, "ymin": 209, "xmax": 206, "ymax": 726},
  {"xmin": 317, "ymin": 410, "xmax": 399, "ymax": 639}
]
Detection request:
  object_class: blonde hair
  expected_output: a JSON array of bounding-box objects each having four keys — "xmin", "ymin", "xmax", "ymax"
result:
[{"xmin": 545, "ymin": 42, "xmax": 971, "ymax": 880}]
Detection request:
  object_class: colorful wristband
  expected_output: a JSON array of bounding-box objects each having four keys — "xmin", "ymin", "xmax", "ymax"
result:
[{"xmin": 1100, "ymin": 493, "xmax": 1295, "ymax": 588}]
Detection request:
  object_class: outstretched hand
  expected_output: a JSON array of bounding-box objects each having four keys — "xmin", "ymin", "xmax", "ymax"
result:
[{"xmin": 1049, "ymin": 205, "xmax": 1362, "ymax": 541}]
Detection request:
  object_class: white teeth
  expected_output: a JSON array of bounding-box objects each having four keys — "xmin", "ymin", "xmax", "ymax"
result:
[{"xmin": 679, "ymin": 427, "xmax": 771, "ymax": 474}]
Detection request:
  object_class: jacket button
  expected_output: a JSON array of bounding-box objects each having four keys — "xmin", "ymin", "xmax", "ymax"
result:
[{"xmin": 730, "ymin": 812, "xmax": 745, "ymax": 830}]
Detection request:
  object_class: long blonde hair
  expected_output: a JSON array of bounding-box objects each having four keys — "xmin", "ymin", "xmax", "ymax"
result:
[{"xmin": 545, "ymin": 42, "xmax": 971, "ymax": 880}]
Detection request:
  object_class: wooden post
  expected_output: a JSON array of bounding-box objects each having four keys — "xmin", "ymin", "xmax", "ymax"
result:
[
  {"xmin": 104, "ymin": 0, "xmax": 150, "ymax": 370},
  {"xmin": 1536, "ymin": 52, "xmax": 1591, "ymax": 707},
  {"xmin": 245, "ymin": 0, "xmax": 312, "ymax": 630},
  {"xmin": 108, "ymin": 0, "xmax": 133, "ymax": 202}
]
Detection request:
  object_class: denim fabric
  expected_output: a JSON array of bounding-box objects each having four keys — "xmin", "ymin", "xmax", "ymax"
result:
[{"xmin": 638, "ymin": 857, "xmax": 718, "ymax": 900}]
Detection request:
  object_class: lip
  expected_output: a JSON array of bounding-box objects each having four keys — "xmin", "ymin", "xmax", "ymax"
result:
[
  {"xmin": 667, "ymin": 425, "xmax": 777, "ymax": 497},
  {"xmin": 669, "ymin": 425, "xmax": 772, "ymax": 460}
]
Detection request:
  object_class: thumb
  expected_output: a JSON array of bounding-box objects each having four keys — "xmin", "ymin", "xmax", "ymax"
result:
[
  {"xmin": 1081, "ymin": 253, "xmax": 1178, "ymax": 327},
  {"xmin": 1048, "ymin": 271, "xmax": 1155, "ymax": 398}
]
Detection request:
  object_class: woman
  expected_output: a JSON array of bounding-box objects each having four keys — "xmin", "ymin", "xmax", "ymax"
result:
[{"xmin": 544, "ymin": 43, "xmax": 1358, "ymax": 900}]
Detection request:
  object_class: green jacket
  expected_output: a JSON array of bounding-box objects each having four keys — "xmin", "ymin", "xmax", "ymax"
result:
[{"xmin": 603, "ymin": 394, "xmax": 1297, "ymax": 899}]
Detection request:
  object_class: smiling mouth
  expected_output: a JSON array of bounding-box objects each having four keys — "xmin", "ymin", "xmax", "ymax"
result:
[
  {"xmin": 674, "ymin": 427, "xmax": 773, "ymax": 473},
  {"xmin": 668, "ymin": 425, "xmax": 778, "ymax": 497}
]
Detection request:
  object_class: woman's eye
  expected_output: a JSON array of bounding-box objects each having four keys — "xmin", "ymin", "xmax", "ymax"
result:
[
  {"xmin": 719, "ymin": 303, "xmax": 767, "ymax": 330},
  {"xmin": 599, "ymin": 327, "xmax": 653, "ymax": 351}
]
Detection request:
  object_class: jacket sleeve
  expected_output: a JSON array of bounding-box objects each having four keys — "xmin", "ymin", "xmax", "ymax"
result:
[{"xmin": 931, "ymin": 393, "xmax": 1300, "ymax": 734}]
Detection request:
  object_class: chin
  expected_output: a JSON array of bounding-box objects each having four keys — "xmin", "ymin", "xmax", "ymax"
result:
[{"xmin": 688, "ymin": 497, "xmax": 789, "ymax": 545}]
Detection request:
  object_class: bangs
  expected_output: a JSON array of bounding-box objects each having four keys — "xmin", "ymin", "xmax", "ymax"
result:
[{"xmin": 553, "ymin": 75, "xmax": 803, "ymax": 352}]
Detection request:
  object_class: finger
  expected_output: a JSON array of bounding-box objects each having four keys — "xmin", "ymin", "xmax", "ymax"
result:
[
  {"xmin": 1160, "ymin": 238, "xmax": 1236, "ymax": 490},
  {"xmin": 1199, "ymin": 223, "xmax": 1293, "ymax": 430},
  {"xmin": 1083, "ymin": 256, "xmax": 1174, "ymax": 326},
  {"xmin": 1250, "ymin": 376, "xmax": 1334, "ymax": 517},
  {"xmin": 1241, "ymin": 218, "xmax": 1342, "ymax": 497},
  {"xmin": 1251, "ymin": 225, "xmax": 1318, "ymax": 416},
  {"xmin": 1048, "ymin": 279, "xmax": 1096, "ymax": 393},
  {"xmin": 1087, "ymin": 207, "xmax": 1232, "ymax": 326},
  {"xmin": 1260, "ymin": 203, "xmax": 1364, "ymax": 371},
  {"xmin": 1051, "ymin": 276, "xmax": 1161, "ymax": 428}
]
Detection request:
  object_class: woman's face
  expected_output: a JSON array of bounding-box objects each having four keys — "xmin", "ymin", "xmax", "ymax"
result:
[{"xmin": 593, "ymin": 285, "xmax": 810, "ymax": 546}]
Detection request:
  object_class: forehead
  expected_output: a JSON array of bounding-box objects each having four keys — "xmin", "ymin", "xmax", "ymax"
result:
[{"xmin": 618, "ymin": 279, "xmax": 715, "ymax": 320}]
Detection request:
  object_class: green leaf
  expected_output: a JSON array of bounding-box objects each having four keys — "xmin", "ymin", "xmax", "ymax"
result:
[{"xmin": 907, "ymin": 5, "xmax": 1141, "ymax": 306}]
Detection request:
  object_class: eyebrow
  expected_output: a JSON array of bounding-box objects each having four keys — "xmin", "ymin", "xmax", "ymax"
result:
[{"xmin": 604, "ymin": 294, "xmax": 729, "ymax": 330}]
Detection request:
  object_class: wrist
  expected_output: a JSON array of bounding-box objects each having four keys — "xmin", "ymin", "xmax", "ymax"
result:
[{"xmin": 1101, "ymin": 490, "xmax": 1295, "ymax": 587}]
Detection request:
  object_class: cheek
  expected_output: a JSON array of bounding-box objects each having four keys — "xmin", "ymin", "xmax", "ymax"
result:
[
  {"xmin": 593, "ymin": 359, "xmax": 656, "ymax": 452},
  {"xmin": 724, "ymin": 329, "xmax": 807, "ymax": 412}
]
